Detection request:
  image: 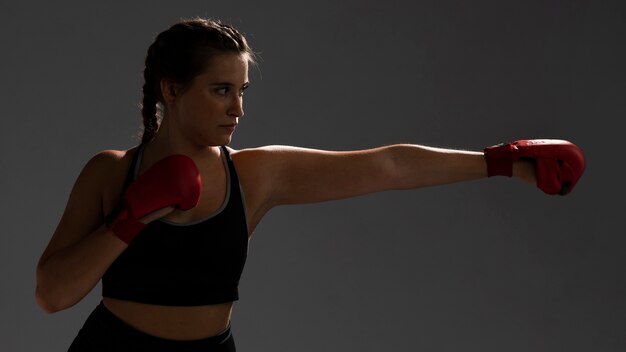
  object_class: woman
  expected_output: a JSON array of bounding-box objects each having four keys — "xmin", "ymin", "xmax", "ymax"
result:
[{"xmin": 35, "ymin": 18, "xmax": 585, "ymax": 351}]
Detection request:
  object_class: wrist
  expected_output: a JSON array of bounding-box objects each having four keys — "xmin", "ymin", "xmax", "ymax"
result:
[
  {"xmin": 106, "ymin": 208, "xmax": 145, "ymax": 244},
  {"xmin": 483, "ymin": 143, "xmax": 514, "ymax": 177}
]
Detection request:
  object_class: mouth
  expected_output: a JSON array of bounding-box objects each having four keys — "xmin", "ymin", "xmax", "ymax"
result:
[{"xmin": 220, "ymin": 124, "xmax": 238, "ymax": 132}]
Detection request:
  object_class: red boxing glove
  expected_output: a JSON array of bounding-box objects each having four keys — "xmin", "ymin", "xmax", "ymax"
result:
[
  {"xmin": 484, "ymin": 139, "xmax": 586, "ymax": 195},
  {"xmin": 106, "ymin": 154, "xmax": 202, "ymax": 243}
]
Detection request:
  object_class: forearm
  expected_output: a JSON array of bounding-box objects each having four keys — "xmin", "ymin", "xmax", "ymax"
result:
[
  {"xmin": 385, "ymin": 144, "xmax": 485, "ymax": 190},
  {"xmin": 36, "ymin": 225, "xmax": 127, "ymax": 313},
  {"xmin": 386, "ymin": 144, "xmax": 534, "ymax": 190}
]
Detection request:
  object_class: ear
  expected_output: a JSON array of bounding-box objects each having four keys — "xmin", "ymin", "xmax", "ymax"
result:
[{"xmin": 160, "ymin": 78, "xmax": 180, "ymax": 104}]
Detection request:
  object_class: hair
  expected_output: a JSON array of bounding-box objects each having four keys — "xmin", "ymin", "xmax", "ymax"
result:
[{"xmin": 139, "ymin": 18, "xmax": 256, "ymax": 144}]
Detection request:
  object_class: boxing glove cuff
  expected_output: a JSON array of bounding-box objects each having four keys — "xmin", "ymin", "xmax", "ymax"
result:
[
  {"xmin": 484, "ymin": 143, "xmax": 515, "ymax": 177},
  {"xmin": 105, "ymin": 201, "xmax": 146, "ymax": 244}
]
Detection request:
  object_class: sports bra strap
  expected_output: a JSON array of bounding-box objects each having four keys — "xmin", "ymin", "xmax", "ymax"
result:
[
  {"xmin": 104, "ymin": 144, "xmax": 144, "ymax": 225},
  {"xmin": 122, "ymin": 144, "xmax": 144, "ymax": 190}
]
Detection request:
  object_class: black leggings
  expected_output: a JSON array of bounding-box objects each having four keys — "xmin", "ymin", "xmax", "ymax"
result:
[{"xmin": 68, "ymin": 301, "xmax": 236, "ymax": 351}]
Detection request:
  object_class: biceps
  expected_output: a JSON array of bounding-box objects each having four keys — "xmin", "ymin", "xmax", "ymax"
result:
[
  {"xmin": 270, "ymin": 146, "xmax": 396, "ymax": 206},
  {"xmin": 39, "ymin": 157, "xmax": 106, "ymax": 264},
  {"xmin": 56, "ymin": 183, "xmax": 104, "ymax": 245}
]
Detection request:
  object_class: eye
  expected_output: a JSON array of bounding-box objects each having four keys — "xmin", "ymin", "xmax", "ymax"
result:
[{"xmin": 215, "ymin": 87, "xmax": 229, "ymax": 96}]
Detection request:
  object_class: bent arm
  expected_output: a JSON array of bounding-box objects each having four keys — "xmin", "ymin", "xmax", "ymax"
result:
[
  {"xmin": 36, "ymin": 151, "xmax": 127, "ymax": 313},
  {"xmin": 36, "ymin": 225, "xmax": 127, "ymax": 313}
]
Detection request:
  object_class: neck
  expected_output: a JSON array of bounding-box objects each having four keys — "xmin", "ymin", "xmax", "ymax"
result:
[{"xmin": 146, "ymin": 117, "xmax": 221, "ymax": 159}]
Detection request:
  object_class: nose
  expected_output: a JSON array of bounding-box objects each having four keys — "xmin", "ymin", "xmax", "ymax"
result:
[{"xmin": 228, "ymin": 94, "xmax": 244, "ymax": 118}]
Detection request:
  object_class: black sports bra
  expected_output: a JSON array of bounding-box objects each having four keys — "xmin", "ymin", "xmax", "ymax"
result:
[{"xmin": 102, "ymin": 145, "xmax": 249, "ymax": 306}]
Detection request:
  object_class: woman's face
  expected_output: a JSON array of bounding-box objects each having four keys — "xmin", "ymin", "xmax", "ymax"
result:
[{"xmin": 169, "ymin": 52, "xmax": 249, "ymax": 147}]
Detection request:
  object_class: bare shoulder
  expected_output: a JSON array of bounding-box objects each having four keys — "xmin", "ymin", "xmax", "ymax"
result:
[
  {"xmin": 76, "ymin": 149, "xmax": 135, "ymax": 191},
  {"xmin": 227, "ymin": 145, "xmax": 307, "ymax": 177},
  {"xmin": 59, "ymin": 147, "xmax": 140, "ymax": 223},
  {"xmin": 228, "ymin": 145, "xmax": 276, "ymax": 165},
  {"xmin": 93, "ymin": 148, "xmax": 141, "ymax": 214},
  {"xmin": 228, "ymin": 145, "xmax": 341, "ymax": 178},
  {"xmin": 226, "ymin": 146, "xmax": 290, "ymax": 230},
  {"xmin": 62, "ymin": 146, "xmax": 136, "ymax": 210},
  {"xmin": 87, "ymin": 149, "xmax": 133, "ymax": 171},
  {"xmin": 38, "ymin": 147, "xmax": 138, "ymax": 264},
  {"xmin": 229, "ymin": 145, "xmax": 315, "ymax": 164},
  {"xmin": 226, "ymin": 146, "xmax": 276, "ymax": 188}
]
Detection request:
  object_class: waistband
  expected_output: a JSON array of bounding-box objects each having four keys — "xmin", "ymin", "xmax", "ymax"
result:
[{"xmin": 94, "ymin": 300, "xmax": 233, "ymax": 348}]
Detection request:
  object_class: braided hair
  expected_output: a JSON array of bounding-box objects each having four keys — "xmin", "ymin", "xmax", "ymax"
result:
[{"xmin": 139, "ymin": 18, "xmax": 256, "ymax": 144}]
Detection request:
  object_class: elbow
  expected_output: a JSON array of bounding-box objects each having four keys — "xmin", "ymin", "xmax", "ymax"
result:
[
  {"xmin": 35, "ymin": 268, "xmax": 74, "ymax": 314},
  {"xmin": 35, "ymin": 285, "xmax": 63, "ymax": 314},
  {"xmin": 35, "ymin": 264, "xmax": 59, "ymax": 313},
  {"xmin": 382, "ymin": 145, "xmax": 407, "ymax": 190},
  {"xmin": 36, "ymin": 286, "xmax": 79, "ymax": 314}
]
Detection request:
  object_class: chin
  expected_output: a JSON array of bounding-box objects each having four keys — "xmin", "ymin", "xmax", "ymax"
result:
[
  {"xmin": 220, "ymin": 135, "xmax": 233, "ymax": 146},
  {"xmin": 209, "ymin": 135, "xmax": 233, "ymax": 147}
]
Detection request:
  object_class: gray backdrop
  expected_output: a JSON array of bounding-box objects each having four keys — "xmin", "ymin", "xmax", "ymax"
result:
[{"xmin": 2, "ymin": 0, "xmax": 625, "ymax": 351}]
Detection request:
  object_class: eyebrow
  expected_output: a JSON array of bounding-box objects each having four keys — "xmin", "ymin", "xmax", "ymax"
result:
[{"xmin": 209, "ymin": 82, "xmax": 250, "ymax": 87}]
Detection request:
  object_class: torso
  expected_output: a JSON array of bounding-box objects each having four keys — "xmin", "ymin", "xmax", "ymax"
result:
[
  {"xmin": 102, "ymin": 298, "xmax": 234, "ymax": 340},
  {"xmin": 100, "ymin": 145, "xmax": 268, "ymax": 340}
]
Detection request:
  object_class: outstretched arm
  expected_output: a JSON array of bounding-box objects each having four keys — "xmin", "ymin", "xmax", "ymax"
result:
[{"xmin": 236, "ymin": 143, "xmax": 536, "ymax": 208}]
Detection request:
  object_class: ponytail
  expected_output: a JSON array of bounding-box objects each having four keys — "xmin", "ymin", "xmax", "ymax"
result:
[{"xmin": 140, "ymin": 65, "xmax": 159, "ymax": 144}]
